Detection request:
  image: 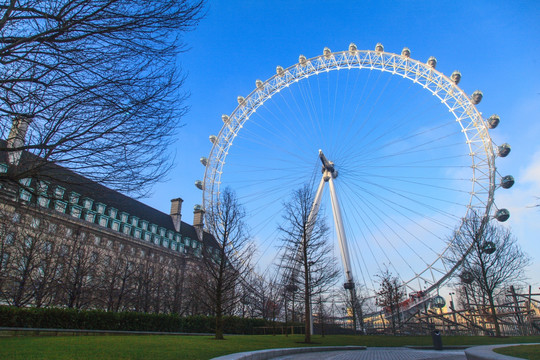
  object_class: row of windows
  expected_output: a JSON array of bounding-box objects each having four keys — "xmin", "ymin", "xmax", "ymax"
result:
[{"xmin": 14, "ymin": 179, "xmax": 203, "ymax": 255}]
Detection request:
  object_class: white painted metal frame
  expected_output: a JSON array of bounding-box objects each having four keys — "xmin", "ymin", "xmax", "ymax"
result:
[{"xmin": 202, "ymin": 47, "xmax": 497, "ymax": 292}]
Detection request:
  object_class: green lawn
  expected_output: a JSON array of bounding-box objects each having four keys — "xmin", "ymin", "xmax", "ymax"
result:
[
  {"xmin": 0, "ymin": 334, "xmax": 539, "ymax": 360},
  {"xmin": 495, "ymin": 344, "xmax": 540, "ymax": 359}
]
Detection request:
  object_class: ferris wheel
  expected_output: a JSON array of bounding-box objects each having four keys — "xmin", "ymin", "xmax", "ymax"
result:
[{"xmin": 197, "ymin": 43, "xmax": 513, "ymax": 298}]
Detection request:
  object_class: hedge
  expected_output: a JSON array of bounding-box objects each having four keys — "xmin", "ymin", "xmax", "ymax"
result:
[{"xmin": 0, "ymin": 306, "xmax": 268, "ymax": 334}]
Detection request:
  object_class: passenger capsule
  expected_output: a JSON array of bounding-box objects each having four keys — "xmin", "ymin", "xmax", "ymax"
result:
[
  {"xmin": 323, "ymin": 47, "xmax": 332, "ymax": 59},
  {"xmin": 298, "ymin": 54, "xmax": 307, "ymax": 66},
  {"xmin": 471, "ymin": 90, "xmax": 483, "ymax": 105},
  {"xmin": 276, "ymin": 66, "xmax": 285, "ymax": 77},
  {"xmin": 209, "ymin": 135, "xmax": 217, "ymax": 144},
  {"xmin": 495, "ymin": 208, "xmax": 510, "ymax": 222},
  {"xmin": 237, "ymin": 96, "xmax": 245, "ymax": 106},
  {"xmin": 375, "ymin": 43, "xmax": 384, "ymax": 52},
  {"xmin": 432, "ymin": 295, "xmax": 446, "ymax": 309},
  {"xmin": 401, "ymin": 47, "xmax": 411, "ymax": 57},
  {"xmin": 450, "ymin": 71, "xmax": 461, "ymax": 84},
  {"xmin": 349, "ymin": 43, "xmax": 357, "ymax": 54},
  {"xmin": 482, "ymin": 241, "xmax": 496, "ymax": 254},
  {"xmin": 221, "ymin": 114, "xmax": 229, "ymax": 123},
  {"xmin": 487, "ymin": 114, "xmax": 500, "ymax": 129},
  {"xmin": 427, "ymin": 56, "xmax": 437, "ymax": 68},
  {"xmin": 200, "ymin": 157, "xmax": 208, "ymax": 166},
  {"xmin": 501, "ymin": 175, "xmax": 515, "ymax": 189},
  {"xmin": 195, "ymin": 180, "xmax": 204, "ymax": 190},
  {"xmin": 460, "ymin": 271, "xmax": 474, "ymax": 284},
  {"xmin": 498, "ymin": 143, "xmax": 511, "ymax": 157},
  {"xmin": 255, "ymin": 79, "xmax": 264, "ymax": 90}
]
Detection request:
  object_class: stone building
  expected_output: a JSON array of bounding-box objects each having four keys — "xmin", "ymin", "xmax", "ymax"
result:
[{"xmin": 0, "ymin": 147, "xmax": 218, "ymax": 313}]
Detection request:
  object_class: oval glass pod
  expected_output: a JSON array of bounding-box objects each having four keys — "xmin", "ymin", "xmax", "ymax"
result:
[
  {"xmin": 495, "ymin": 208, "xmax": 510, "ymax": 222},
  {"xmin": 471, "ymin": 90, "xmax": 483, "ymax": 105},
  {"xmin": 498, "ymin": 143, "xmax": 511, "ymax": 157},
  {"xmin": 487, "ymin": 114, "xmax": 500, "ymax": 129},
  {"xmin": 323, "ymin": 47, "xmax": 332, "ymax": 59},
  {"xmin": 451, "ymin": 70, "xmax": 461, "ymax": 84},
  {"xmin": 460, "ymin": 271, "xmax": 474, "ymax": 284},
  {"xmin": 500, "ymin": 175, "xmax": 514, "ymax": 189},
  {"xmin": 401, "ymin": 47, "xmax": 411, "ymax": 57},
  {"xmin": 482, "ymin": 241, "xmax": 496, "ymax": 254},
  {"xmin": 432, "ymin": 295, "xmax": 446, "ymax": 309}
]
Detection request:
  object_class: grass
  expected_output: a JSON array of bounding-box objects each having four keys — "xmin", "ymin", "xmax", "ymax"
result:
[
  {"xmin": 0, "ymin": 334, "xmax": 539, "ymax": 360},
  {"xmin": 495, "ymin": 345, "xmax": 540, "ymax": 359}
]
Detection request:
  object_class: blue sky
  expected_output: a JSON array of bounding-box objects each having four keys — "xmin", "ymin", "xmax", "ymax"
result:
[{"xmin": 142, "ymin": 1, "xmax": 540, "ymax": 292}]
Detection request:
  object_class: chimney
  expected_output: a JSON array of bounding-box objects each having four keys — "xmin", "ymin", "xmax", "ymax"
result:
[
  {"xmin": 193, "ymin": 205, "xmax": 205, "ymax": 240},
  {"xmin": 7, "ymin": 115, "xmax": 33, "ymax": 165},
  {"xmin": 170, "ymin": 198, "xmax": 183, "ymax": 232}
]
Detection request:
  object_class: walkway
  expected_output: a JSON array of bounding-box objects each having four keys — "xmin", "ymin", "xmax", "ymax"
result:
[{"xmin": 269, "ymin": 348, "xmax": 466, "ymax": 360}]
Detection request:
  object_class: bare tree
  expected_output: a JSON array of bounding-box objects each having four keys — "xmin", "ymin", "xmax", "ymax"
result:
[
  {"xmin": 279, "ymin": 184, "xmax": 340, "ymax": 343},
  {"xmin": 0, "ymin": 0, "xmax": 204, "ymax": 196},
  {"xmin": 201, "ymin": 187, "xmax": 253, "ymax": 339},
  {"xmin": 450, "ymin": 212, "xmax": 531, "ymax": 336},
  {"xmin": 376, "ymin": 268, "xmax": 405, "ymax": 335}
]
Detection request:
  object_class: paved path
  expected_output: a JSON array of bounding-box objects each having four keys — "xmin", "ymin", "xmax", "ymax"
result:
[{"xmin": 270, "ymin": 348, "xmax": 466, "ymax": 360}]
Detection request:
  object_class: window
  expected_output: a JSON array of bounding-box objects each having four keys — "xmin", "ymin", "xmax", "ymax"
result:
[
  {"xmin": 91, "ymin": 252, "xmax": 99, "ymax": 263},
  {"xmin": 184, "ymin": 237, "xmax": 190, "ymax": 247},
  {"xmin": 96, "ymin": 203, "xmax": 106, "ymax": 214},
  {"xmin": 140, "ymin": 220, "xmax": 148, "ymax": 230},
  {"xmin": 108, "ymin": 207, "xmax": 118, "ymax": 219},
  {"xmin": 153, "ymin": 236, "xmax": 160, "ymax": 245},
  {"xmin": 98, "ymin": 215, "xmax": 108, "ymax": 227},
  {"xmin": 0, "ymin": 163, "xmax": 7, "ymax": 174},
  {"xmin": 94, "ymin": 236, "xmax": 101, "ymax": 246},
  {"xmin": 82, "ymin": 198, "xmax": 93, "ymax": 210},
  {"xmin": 48, "ymin": 223, "xmax": 57, "ymax": 233},
  {"xmin": 120, "ymin": 212, "xmax": 129, "ymax": 223},
  {"xmin": 144, "ymin": 232, "xmax": 151, "ymax": 241},
  {"xmin": 122, "ymin": 224, "xmax": 131, "ymax": 235},
  {"xmin": 5, "ymin": 233, "xmax": 14, "ymax": 245},
  {"xmin": 118, "ymin": 243, "xmax": 124, "ymax": 252},
  {"xmin": 150, "ymin": 224, "xmax": 157, "ymax": 233},
  {"xmin": 37, "ymin": 181, "xmax": 48, "ymax": 194},
  {"xmin": 59, "ymin": 244, "xmax": 69, "ymax": 256},
  {"xmin": 70, "ymin": 205, "xmax": 82, "ymax": 219},
  {"xmin": 1, "ymin": 253, "xmax": 9, "ymax": 268},
  {"xmin": 69, "ymin": 192, "xmax": 80, "ymax": 204},
  {"xmin": 140, "ymin": 249, "xmax": 145, "ymax": 257},
  {"xmin": 111, "ymin": 220, "xmax": 120, "ymax": 231},
  {"xmin": 130, "ymin": 247, "xmax": 135, "ymax": 255},
  {"xmin": 43, "ymin": 241, "xmax": 53, "ymax": 253},
  {"xmin": 65, "ymin": 227, "xmax": 73, "ymax": 237},
  {"xmin": 19, "ymin": 189, "xmax": 32, "ymax": 202},
  {"xmin": 85, "ymin": 211, "xmax": 96, "ymax": 223},
  {"xmin": 54, "ymin": 200, "xmax": 67, "ymax": 213},
  {"xmin": 106, "ymin": 239, "xmax": 113, "ymax": 248},
  {"xmin": 37, "ymin": 196, "xmax": 50, "ymax": 208},
  {"xmin": 134, "ymin": 229, "xmax": 142, "ymax": 239},
  {"xmin": 31, "ymin": 217, "xmax": 40, "ymax": 229},
  {"xmin": 19, "ymin": 178, "xmax": 31, "ymax": 187},
  {"xmin": 130, "ymin": 216, "xmax": 139, "ymax": 227},
  {"xmin": 54, "ymin": 186, "xmax": 65, "ymax": 199},
  {"xmin": 159, "ymin": 227, "xmax": 166, "ymax": 236}
]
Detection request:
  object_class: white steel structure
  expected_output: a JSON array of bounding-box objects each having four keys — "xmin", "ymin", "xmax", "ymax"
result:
[{"xmin": 198, "ymin": 44, "xmax": 512, "ymax": 298}]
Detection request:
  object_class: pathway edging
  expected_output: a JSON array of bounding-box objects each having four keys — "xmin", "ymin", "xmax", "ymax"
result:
[{"xmin": 211, "ymin": 345, "xmax": 367, "ymax": 360}]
